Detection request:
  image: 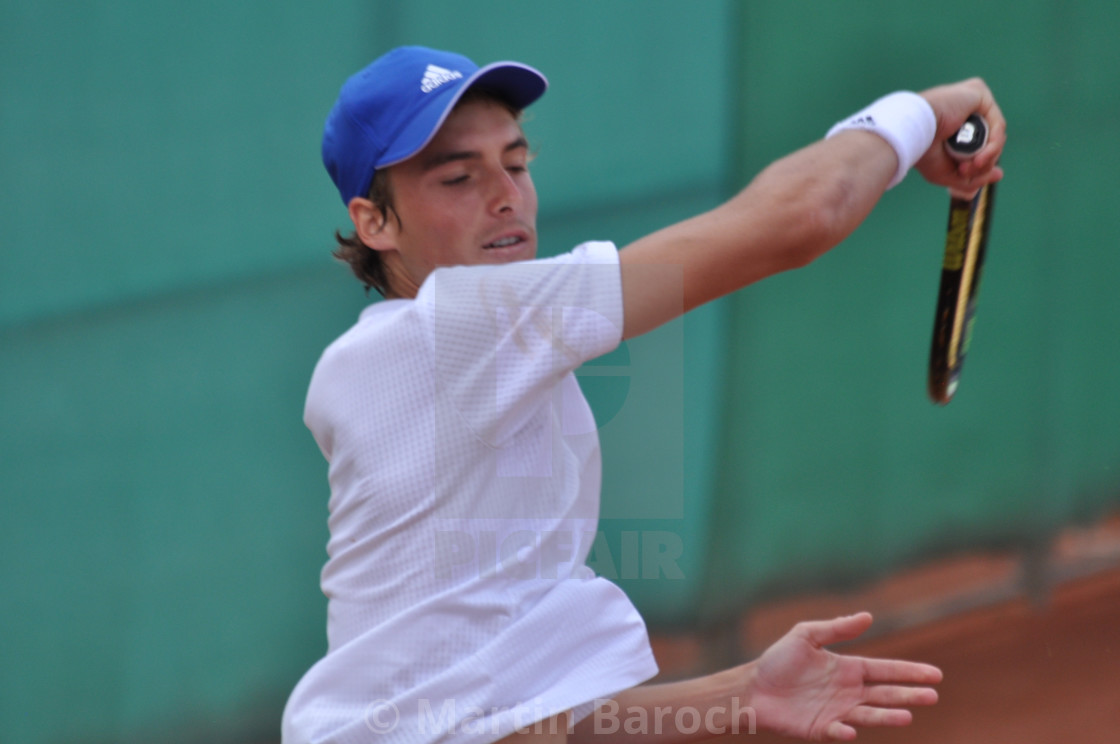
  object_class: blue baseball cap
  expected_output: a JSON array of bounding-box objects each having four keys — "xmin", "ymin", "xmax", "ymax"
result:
[{"xmin": 322, "ymin": 46, "xmax": 548, "ymax": 205}]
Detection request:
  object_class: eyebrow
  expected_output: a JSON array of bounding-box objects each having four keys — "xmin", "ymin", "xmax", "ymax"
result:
[{"xmin": 419, "ymin": 136, "xmax": 529, "ymax": 172}]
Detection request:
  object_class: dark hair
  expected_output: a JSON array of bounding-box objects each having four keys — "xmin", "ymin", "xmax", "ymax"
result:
[
  {"xmin": 332, "ymin": 168, "xmax": 396, "ymax": 296},
  {"xmin": 332, "ymin": 87, "xmax": 524, "ymax": 297}
]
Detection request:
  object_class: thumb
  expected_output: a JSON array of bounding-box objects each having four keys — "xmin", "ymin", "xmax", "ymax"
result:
[{"xmin": 801, "ymin": 612, "xmax": 874, "ymax": 648}]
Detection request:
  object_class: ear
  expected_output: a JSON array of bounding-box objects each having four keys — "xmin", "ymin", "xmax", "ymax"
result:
[{"xmin": 347, "ymin": 197, "xmax": 398, "ymax": 253}]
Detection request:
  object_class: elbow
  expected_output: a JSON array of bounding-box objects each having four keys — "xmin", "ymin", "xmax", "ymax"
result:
[
  {"xmin": 790, "ymin": 173, "xmax": 865, "ymax": 267},
  {"xmin": 779, "ymin": 203, "xmax": 840, "ymax": 271}
]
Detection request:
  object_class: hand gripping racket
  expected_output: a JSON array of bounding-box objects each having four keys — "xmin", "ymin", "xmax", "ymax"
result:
[{"xmin": 928, "ymin": 114, "xmax": 997, "ymax": 404}]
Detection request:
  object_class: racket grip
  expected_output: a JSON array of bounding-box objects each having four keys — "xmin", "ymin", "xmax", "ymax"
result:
[
  {"xmin": 946, "ymin": 114, "xmax": 989, "ymax": 199},
  {"xmin": 945, "ymin": 114, "xmax": 988, "ymax": 160}
]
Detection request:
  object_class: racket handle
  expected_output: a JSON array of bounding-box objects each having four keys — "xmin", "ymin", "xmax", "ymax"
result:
[
  {"xmin": 946, "ymin": 113, "xmax": 989, "ymax": 199},
  {"xmin": 945, "ymin": 114, "xmax": 988, "ymax": 160}
]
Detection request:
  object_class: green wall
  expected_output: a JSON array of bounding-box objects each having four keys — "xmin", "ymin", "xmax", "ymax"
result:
[
  {"xmin": 2, "ymin": 2, "xmax": 1119, "ymax": 743},
  {"xmin": 1, "ymin": 2, "xmax": 731, "ymax": 742},
  {"xmin": 699, "ymin": 0, "xmax": 1120, "ymax": 622}
]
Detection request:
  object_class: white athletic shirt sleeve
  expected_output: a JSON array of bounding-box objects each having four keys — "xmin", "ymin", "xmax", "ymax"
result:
[{"xmin": 283, "ymin": 241, "xmax": 659, "ymax": 744}]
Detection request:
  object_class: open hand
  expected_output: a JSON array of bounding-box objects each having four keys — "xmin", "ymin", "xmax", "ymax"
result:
[{"xmin": 748, "ymin": 612, "xmax": 942, "ymax": 741}]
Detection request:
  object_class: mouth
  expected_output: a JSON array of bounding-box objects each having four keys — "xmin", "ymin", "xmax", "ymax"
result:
[{"xmin": 482, "ymin": 231, "xmax": 531, "ymax": 252}]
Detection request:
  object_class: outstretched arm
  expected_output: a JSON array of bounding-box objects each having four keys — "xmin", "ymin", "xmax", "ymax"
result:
[
  {"xmin": 569, "ymin": 612, "xmax": 941, "ymax": 744},
  {"xmin": 617, "ymin": 78, "xmax": 1006, "ymax": 339}
]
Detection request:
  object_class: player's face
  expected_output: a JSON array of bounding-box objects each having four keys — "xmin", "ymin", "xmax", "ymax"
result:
[{"xmin": 380, "ymin": 98, "xmax": 538, "ymax": 295}]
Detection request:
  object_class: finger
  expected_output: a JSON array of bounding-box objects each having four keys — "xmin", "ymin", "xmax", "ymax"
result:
[
  {"xmin": 973, "ymin": 93, "xmax": 1007, "ymax": 173},
  {"xmin": 800, "ymin": 612, "xmax": 874, "ymax": 647},
  {"xmin": 958, "ymin": 141, "xmax": 1004, "ymax": 180},
  {"xmin": 861, "ymin": 658, "xmax": 944, "ymax": 685},
  {"xmin": 824, "ymin": 720, "xmax": 858, "ymax": 741},
  {"xmin": 844, "ymin": 705, "xmax": 915, "ymax": 728},
  {"xmin": 926, "ymin": 77, "xmax": 989, "ymax": 140},
  {"xmin": 863, "ymin": 684, "xmax": 940, "ymax": 708},
  {"xmin": 939, "ymin": 80, "xmax": 1005, "ymax": 170}
]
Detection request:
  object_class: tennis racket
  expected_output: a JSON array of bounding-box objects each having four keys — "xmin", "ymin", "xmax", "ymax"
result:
[{"xmin": 928, "ymin": 114, "xmax": 997, "ymax": 405}]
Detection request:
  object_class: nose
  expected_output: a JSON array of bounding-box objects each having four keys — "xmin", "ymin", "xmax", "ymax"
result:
[{"xmin": 489, "ymin": 168, "xmax": 522, "ymax": 215}]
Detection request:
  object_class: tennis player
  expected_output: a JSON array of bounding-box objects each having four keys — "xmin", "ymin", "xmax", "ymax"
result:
[{"xmin": 282, "ymin": 46, "xmax": 1005, "ymax": 744}]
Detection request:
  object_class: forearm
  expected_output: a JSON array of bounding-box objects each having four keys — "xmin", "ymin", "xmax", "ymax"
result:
[
  {"xmin": 569, "ymin": 665, "xmax": 756, "ymax": 744},
  {"xmin": 618, "ymin": 129, "xmax": 896, "ymax": 339},
  {"xmin": 617, "ymin": 78, "xmax": 1006, "ymax": 341},
  {"xmin": 680, "ymin": 130, "xmax": 894, "ymax": 298}
]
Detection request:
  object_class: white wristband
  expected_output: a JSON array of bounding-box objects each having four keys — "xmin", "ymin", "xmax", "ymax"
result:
[{"xmin": 826, "ymin": 91, "xmax": 936, "ymax": 188}]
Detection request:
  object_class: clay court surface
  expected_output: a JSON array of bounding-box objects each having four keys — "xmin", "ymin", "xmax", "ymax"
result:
[
  {"xmin": 842, "ymin": 568, "xmax": 1120, "ymax": 743},
  {"xmin": 650, "ymin": 514, "xmax": 1120, "ymax": 744}
]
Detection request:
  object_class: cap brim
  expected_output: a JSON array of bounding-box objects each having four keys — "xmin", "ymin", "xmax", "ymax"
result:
[{"xmin": 377, "ymin": 61, "xmax": 548, "ymax": 169}]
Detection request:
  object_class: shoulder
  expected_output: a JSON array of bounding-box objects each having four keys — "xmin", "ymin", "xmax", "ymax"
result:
[
  {"xmin": 415, "ymin": 241, "xmax": 621, "ymax": 309},
  {"xmin": 549, "ymin": 240, "xmax": 620, "ymax": 266},
  {"xmin": 310, "ymin": 298, "xmax": 421, "ymax": 383},
  {"xmin": 420, "ymin": 241, "xmax": 620, "ymax": 294}
]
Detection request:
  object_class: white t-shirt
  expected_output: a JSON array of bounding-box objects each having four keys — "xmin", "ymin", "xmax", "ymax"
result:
[{"xmin": 283, "ymin": 241, "xmax": 659, "ymax": 744}]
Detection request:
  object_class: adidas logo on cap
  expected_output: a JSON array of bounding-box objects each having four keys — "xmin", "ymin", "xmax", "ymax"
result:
[{"xmin": 420, "ymin": 64, "xmax": 463, "ymax": 93}]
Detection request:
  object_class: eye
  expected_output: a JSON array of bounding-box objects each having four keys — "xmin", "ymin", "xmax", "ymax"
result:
[{"xmin": 441, "ymin": 174, "xmax": 470, "ymax": 186}]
